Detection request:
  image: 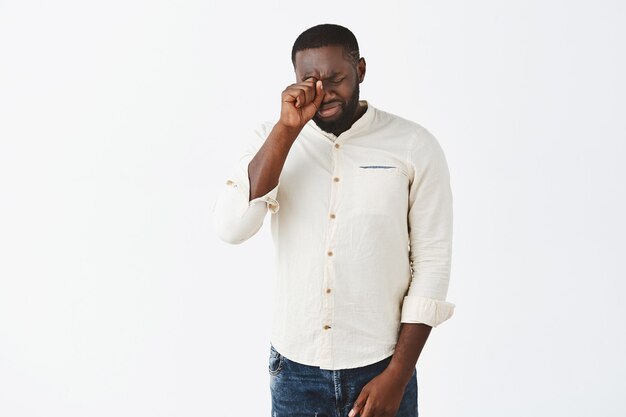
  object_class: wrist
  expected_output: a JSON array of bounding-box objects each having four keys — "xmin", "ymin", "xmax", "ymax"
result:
[
  {"xmin": 273, "ymin": 121, "xmax": 302, "ymax": 143},
  {"xmin": 384, "ymin": 362, "xmax": 415, "ymax": 385}
]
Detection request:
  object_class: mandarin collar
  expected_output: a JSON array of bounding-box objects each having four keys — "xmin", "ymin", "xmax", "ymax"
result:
[{"xmin": 305, "ymin": 100, "xmax": 375, "ymax": 143}]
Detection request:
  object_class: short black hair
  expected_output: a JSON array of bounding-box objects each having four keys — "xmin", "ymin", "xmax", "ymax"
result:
[{"xmin": 291, "ymin": 24, "xmax": 360, "ymax": 67}]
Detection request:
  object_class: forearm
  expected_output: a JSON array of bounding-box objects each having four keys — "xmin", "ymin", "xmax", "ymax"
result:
[
  {"xmin": 248, "ymin": 122, "xmax": 300, "ymax": 201},
  {"xmin": 385, "ymin": 323, "xmax": 432, "ymax": 385},
  {"xmin": 247, "ymin": 77, "xmax": 324, "ymax": 200}
]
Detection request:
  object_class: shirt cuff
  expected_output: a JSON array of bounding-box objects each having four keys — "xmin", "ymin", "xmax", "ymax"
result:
[
  {"xmin": 400, "ymin": 295, "xmax": 455, "ymax": 327},
  {"xmin": 225, "ymin": 178, "xmax": 280, "ymax": 214}
]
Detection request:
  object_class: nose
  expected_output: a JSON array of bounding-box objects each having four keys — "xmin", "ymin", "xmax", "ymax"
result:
[{"xmin": 320, "ymin": 80, "xmax": 337, "ymax": 100}]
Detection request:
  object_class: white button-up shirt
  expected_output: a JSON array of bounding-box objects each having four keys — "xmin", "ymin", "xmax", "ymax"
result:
[{"xmin": 214, "ymin": 102, "xmax": 455, "ymax": 370}]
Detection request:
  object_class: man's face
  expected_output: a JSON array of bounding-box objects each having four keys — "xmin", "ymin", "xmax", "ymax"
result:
[{"xmin": 294, "ymin": 45, "xmax": 365, "ymax": 136}]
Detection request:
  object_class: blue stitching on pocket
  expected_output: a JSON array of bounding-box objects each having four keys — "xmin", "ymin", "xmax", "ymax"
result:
[{"xmin": 359, "ymin": 165, "xmax": 396, "ymax": 169}]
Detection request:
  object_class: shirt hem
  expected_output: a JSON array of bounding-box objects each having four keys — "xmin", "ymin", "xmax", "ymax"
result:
[{"xmin": 270, "ymin": 338, "xmax": 397, "ymax": 371}]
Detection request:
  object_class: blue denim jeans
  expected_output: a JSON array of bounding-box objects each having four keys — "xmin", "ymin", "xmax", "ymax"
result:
[{"xmin": 269, "ymin": 343, "xmax": 418, "ymax": 417}]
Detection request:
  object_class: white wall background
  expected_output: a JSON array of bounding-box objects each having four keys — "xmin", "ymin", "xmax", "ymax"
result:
[{"xmin": 1, "ymin": 1, "xmax": 624, "ymax": 416}]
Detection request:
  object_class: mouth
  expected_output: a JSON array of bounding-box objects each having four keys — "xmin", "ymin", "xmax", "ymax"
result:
[{"xmin": 317, "ymin": 102, "xmax": 342, "ymax": 119}]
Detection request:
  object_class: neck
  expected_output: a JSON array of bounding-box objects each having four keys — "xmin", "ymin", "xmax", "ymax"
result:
[{"xmin": 352, "ymin": 100, "xmax": 368, "ymax": 122}]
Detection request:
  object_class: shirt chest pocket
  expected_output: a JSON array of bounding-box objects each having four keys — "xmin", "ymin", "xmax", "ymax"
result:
[{"xmin": 347, "ymin": 165, "xmax": 409, "ymax": 215}]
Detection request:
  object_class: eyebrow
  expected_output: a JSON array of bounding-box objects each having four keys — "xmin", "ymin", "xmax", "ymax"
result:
[{"xmin": 302, "ymin": 71, "xmax": 342, "ymax": 81}]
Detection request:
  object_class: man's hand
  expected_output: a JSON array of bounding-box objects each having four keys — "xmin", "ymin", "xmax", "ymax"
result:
[
  {"xmin": 347, "ymin": 323, "xmax": 430, "ymax": 417},
  {"xmin": 348, "ymin": 368, "xmax": 408, "ymax": 417},
  {"xmin": 279, "ymin": 77, "xmax": 325, "ymax": 129}
]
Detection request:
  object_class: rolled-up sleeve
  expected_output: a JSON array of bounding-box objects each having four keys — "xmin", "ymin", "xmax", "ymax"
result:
[
  {"xmin": 213, "ymin": 122, "xmax": 279, "ymax": 245},
  {"xmin": 401, "ymin": 126, "xmax": 455, "ymax": 327}
]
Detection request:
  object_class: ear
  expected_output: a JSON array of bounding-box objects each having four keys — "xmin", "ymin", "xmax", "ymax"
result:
[{"xmin": 357, "ymin": 57, "xmax": 366, "ymax": 83}]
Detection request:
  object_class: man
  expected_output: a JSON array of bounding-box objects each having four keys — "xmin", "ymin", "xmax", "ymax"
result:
[{"xmin": 214, "ymin": 24, "xmax": 455, "ymax": 417}]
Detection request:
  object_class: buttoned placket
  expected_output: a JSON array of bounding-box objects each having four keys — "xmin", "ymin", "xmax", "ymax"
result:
[{"xmin": 317, "ymin": 135, "xmax": 342, "ymax": 369}]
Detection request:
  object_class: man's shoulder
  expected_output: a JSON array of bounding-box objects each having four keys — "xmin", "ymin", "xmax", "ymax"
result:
[
  {"xmin": 255, "ymin": 120, "xmax": 278, "ymax": 138},
  {"xmin": 371, "ymin": 105, "xmax": 435, "ymax": 145}
]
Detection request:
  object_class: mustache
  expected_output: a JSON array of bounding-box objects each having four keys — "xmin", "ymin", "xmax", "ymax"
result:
[{"xmin": 319, "ymin": 100, "xmax": 343, "ymax": 108}]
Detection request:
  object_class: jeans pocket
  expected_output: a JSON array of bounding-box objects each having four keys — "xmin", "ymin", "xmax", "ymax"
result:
[{"xmin": 268, "ymin": 344, "xmax": 284, "ymax": 376}]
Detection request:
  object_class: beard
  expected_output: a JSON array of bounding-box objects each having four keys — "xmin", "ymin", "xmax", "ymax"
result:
[{"xmin": 312, "ymin": 82, "xmax": 360, "ymax": 136}]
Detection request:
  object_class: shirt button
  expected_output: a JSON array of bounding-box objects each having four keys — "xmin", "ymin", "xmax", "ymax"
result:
[
  {"xmin": 334, "ymin": 143, "xmax": 340, "ymax": 149},
  {"xmin": 326, "ymin": 288, "xmax": 332, "ymax": 293},
  {"xmin": 327, "ymin": 251, "xmax": 334, "ymax": 257},
  {"xmin": 333, "ymin": 177, "xmax": 340, "ymax": 182},
  {"xmin": 329, "ymin": 213, "xmax": 336, "ymax": 219},
  {"xmin": 323, "ymin": 325, "xmax": 331, "ymax": 330}
]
